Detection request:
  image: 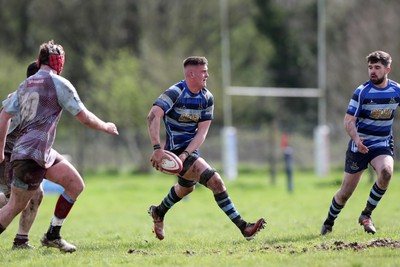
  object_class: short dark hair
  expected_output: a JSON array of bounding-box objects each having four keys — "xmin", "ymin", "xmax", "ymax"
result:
[
  {"xmin": 183, "ymin": 56, "xmax": 208, "ymax": 67},
  {"xmin": 27, "ymin": 61, "xmax": 39, "ymax": 78},
  {"xmin": 367, "ymin": 51, "xmax": 392, "ymax": 67}
]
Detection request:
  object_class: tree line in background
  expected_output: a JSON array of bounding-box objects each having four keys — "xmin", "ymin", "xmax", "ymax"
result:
[{"xmin": 1, "ymin": 0, "xmax": 400, "ymax": 173}]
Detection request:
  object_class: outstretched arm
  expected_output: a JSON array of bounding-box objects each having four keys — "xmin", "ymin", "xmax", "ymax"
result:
[{"xmin": 75, "ymin": 108, "xmax": 118, "ymax": 135}]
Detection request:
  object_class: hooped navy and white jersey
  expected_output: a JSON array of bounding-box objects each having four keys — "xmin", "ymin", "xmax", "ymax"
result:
[
  {"xmin": 346, "ymin": 79, "xmax": 400, "ymax": 152},
  {"xmin": 154, "ymin": 80, "xmax": 214, "ymax": 151}
]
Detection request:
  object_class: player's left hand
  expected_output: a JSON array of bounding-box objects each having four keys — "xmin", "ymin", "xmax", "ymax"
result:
[{"xmin": 105, "ymin": 122, "xmax": 119, "ymax": 135}]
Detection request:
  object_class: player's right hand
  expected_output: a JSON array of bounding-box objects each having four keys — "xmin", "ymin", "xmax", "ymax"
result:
[
  {"xmin": 150, "ymin": 149, "xmax": 165, "ymax": 170},
  {"xmin": 356, "ymin": 138, "xmax": 369, "ymax": 154},
  {"xmin": 105, "ymin": 122, "xmax": 119, "ymax": 135}
]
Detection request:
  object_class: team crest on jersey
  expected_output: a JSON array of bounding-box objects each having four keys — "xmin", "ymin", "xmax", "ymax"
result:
[
  {"xmin": 179, "ymin": 113, "xmax": 200, "ymax": 122},
  {"xmin": 350, "ymin": 162, "xmax": 359, "ymax": 171},
  {"xmin": 370, "ymin": 108, "xmax": 392, "ymax": 119}
]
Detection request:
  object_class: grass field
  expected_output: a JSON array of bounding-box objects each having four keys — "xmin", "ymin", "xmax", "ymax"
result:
[{"xmin": 1, "ymin": 167, "xmax": 400, "ymax": 266}]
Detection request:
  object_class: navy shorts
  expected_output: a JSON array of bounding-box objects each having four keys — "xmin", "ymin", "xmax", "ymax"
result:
[{"xmin": 344, "ymin": 146, "xmax": 393, "ymax": 174}]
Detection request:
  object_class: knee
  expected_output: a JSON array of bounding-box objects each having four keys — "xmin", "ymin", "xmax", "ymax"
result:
[
  {"xmin": 199, "ymin": 168, "xmax": 216, "ymax": 187},
  {"xmin": 177, "ymin": 177, "xmax": 196, "ymax": 194},
  {"xmin": 175, "ymin": 184, "xmax": 195, "ymax": 197},
  {"xmin": 380, "ymin": 167, "xmax": 392, "ymax": 183},
  {"xmin": 204, "ymin": 172, "xmax": 226, "ymax": 192},
  {"xmin": 182, "ymin": 185, "xmax": 195, "ymax": 194},
  {"xmin": 31, "ymin": 188, "xmax": 44, "ymax": 206},
  {"xmin": 64, "ymin": 180, "xmax": 85, "ymax": 200},
  {"xmin": 73, "ymin": 179, "xmax": 85, "ymax": 194},
  {"xmin": 78, "ymin": 182, "xmax": 85, "ymax": 194},
  {"xmin": 73, "ymin": 183, "xmax": 85, "ymax": 199}
]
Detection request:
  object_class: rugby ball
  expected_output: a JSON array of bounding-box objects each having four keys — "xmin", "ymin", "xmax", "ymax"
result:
[{"xmin": 160, "ymin": 150, "xmax": 183, "ymax": 175}]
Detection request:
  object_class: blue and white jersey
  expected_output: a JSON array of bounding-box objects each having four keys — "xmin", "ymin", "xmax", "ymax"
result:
[
  {"xmin": 346, "ymin": 79, "xmax": 400, "ymax": 152},
  {"xmin": 154, "ymin": 80, "xmax": 214, "ymax": 151}
]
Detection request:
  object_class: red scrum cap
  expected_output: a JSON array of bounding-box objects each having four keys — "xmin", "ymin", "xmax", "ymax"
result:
[{"xmin": 37, "ymin": 40, "xmax": 65, "ymax": 75}]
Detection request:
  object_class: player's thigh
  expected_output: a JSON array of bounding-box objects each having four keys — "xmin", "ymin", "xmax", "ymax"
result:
[
  {"xmin": 182, "ymin": 157, "xmax": 210, "ymax": 182},
  {"xmin": 371, "ymin": 154, "xmax": 393, "ymax": 188},
  {"xmin": 370, "ymin": 154, "xmax": 393, "ymax": 176},
  {"xmin": 46, "ymin": 159, "xmax": 84, "ymax": 193}
]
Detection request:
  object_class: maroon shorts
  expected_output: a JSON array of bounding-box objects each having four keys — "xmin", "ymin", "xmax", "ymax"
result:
[
  {"xmin": 12, "ymin": 160, "xmax": 46, "ymax": 190},
  {"xmin": 12, "ymin": 155, "xmax": 63, "ymax": 191}
]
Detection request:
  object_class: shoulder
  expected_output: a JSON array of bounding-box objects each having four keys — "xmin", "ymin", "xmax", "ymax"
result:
[
  {"xmin": 353, "ymin": 81, "xmax": 372, "ymax": 98},
  {"xmin": 355, "ymin": 81, "xmax": 370, "ymax": 92},
  {"xmin": 168, "ymin": 81, "xmax": 185, "ymax": 94},
  {"xmin": 50, "ymin": 73, "xmax": 79, "ymax": 98},
  {"xmin": 160, "ymin": 82, "xmax": 184, "ymax": 101},
  {"xmin": 200, "ymin": 88, "xmax": 214, "ymax": 106},
  {"xmin": 388, "ymin": 79, "xmax": 400, "ymax": 89},
  {"xmin": 201, "ymin": 88, "xmax": 213, "ymax": 99},
  {"xmin": 50, "ymin": 73, "xmax": 74, "ymax": 89}
]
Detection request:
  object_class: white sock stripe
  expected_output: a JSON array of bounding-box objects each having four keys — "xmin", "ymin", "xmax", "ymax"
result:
[
  {"xmin": 50, "ymin": 216, "xmax": 65, "ymax": 226},
  {"xmin": 371, "ymin": 189, "xmax": 383, "ymax": 198}
]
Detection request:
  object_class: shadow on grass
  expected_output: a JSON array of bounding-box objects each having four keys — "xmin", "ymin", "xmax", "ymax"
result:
[{"xmin": 314, "ymin": 179, "xmax": 342, "ymax": 188}]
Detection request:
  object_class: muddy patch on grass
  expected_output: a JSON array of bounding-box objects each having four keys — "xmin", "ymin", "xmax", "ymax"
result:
[
  {"xmin": 254, "ymin": 238, "xmax": 400, "ymax": 254},
  {"xmin": 127, "ymin": 249, "xmax": 156, "ymax": 255},
  {"xmin": 314, "ymin": 238, "xmax": 400, "ymax": 251},
  {"xmin": 128, "ymin": 239, "xmax": 400, "ymax": 255}
]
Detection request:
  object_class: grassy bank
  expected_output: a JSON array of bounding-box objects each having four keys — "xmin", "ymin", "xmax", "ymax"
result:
[{"xmin": 1, "ymin": 168, "xmax": 399, "ymax": 266}]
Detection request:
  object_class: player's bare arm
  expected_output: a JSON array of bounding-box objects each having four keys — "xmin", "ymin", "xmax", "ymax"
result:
[
  {"xmin": 147, "ymin": 105, "xmax": 167, "ymax": 169},
  {"xmin": 147, "ymin": 106, "xmax": 164, "ymax": 147},
  {"xmin": 344, "ymin": 114, "xmax": 368, "ymax": 154},
  {"xmin": 178, "ymin": 120, "xmax": 211, "ymax": 162},
  {"xmin": 75, "ymin": 108, "xmax": 118, "ymax": 135}
]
